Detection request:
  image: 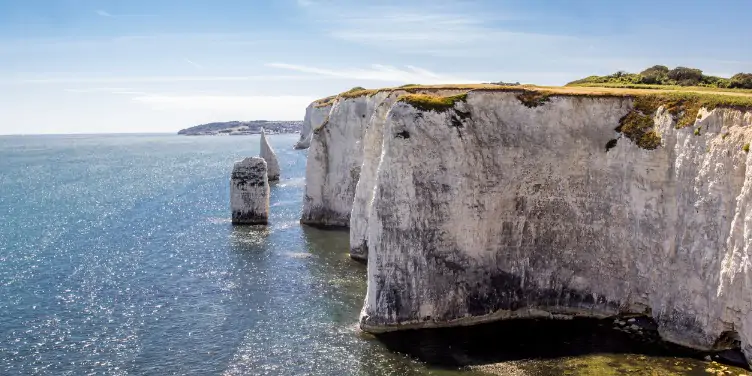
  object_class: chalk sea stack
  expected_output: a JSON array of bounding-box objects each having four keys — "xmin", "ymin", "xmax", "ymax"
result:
[
  {"xmin": 301, "ymin": 84, "xmax": 752, "ymax": 365},
  {"xmin": 260, "ymin": 128, "xmax": 281, "ymax": 181},
  {"xmin": 230, "ymin": 157, "xmax": 270, "ymax": 225}
]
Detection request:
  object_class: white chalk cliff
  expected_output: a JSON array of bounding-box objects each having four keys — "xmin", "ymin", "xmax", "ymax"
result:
[
  {"xmin": 302, "ymin": 88, "xmax": 752, "ymax": 364},
  {"xmin": 231, "ymin": 157, "xmax": 270, "ymax": 224},
  {"xmin": 260, "ymin": 128, "xmax": 280, "ymax": 181},
  {"xmin": 294, "ymin": 101, "xmax": 332, "ymax": 150},
  {"xmin": 300, "ymin": 89, "xmax": 465, "ymax": 233}
]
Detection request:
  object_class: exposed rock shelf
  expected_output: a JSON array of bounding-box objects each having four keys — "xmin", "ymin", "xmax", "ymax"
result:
[{"xmin": 301, "ymin": 85, "xmax": 752, "ymax": 365}]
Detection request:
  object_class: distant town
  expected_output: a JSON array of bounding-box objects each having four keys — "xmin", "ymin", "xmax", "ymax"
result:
[{"xmin": 177, "ymin": 120, "xmax": 302, "ymax": 136}]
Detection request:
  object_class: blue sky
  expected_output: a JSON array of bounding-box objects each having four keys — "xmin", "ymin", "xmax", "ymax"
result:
[{"xmin": 0, "ymin": 0, "xmax": 750, "ymax": 134}]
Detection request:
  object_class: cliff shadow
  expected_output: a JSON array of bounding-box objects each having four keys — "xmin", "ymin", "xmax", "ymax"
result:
[{"xmin": 374, "ymin": 318, "xmax": 750, "ymax": 372}]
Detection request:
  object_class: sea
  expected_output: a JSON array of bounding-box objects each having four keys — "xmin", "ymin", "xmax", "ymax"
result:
[{"xmin": 0, "ymin": 133, "xmax": 748, "ymax": 376}]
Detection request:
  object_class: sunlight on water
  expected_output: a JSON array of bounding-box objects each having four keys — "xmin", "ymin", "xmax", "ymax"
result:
[{"xmin": 0, "ymin": 133, "xmax": 749, "ymax": 376}]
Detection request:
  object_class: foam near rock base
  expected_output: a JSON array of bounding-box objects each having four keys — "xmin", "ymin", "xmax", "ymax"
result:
[
  {"xmin": 230, "ymin": 157, "xmax": 269, "ymax": 224},
  {"xmin": 300, "ymin": 87, "xmax": 752, "ymax": 365}
]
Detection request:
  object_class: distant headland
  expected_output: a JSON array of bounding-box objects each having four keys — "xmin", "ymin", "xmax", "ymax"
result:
[{"xmin": 177, "ymin": 120, "xmax": 302, "ymax": 136}]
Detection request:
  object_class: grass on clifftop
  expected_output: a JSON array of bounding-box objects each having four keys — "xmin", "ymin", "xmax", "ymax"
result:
[
  {"xmin": 396, "ymin": 93, "xmax": 468, "ymax": 113},
  {"xmin": 312, "ymin": 84, "xmax": 752, "ymax": 147}
]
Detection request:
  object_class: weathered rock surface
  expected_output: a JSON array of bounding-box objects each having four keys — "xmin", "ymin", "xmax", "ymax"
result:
[
  {"xmin": 230, "ymin": 157, "xmax": 269, "ymax": 224},
  {"xmin": 294, "ymin": 102, "xmax": 332, "ymax": 149},
  {"xmin": 260, "ymin": 128, "xmax": 280, "ymax": 181},
  {"xmin": 300, "ymin": 95, "xmax": 376, "ymax": 227},
  {"xmin": 348, "ymin": 91, "xmax": 752, "ymax": 365},
  {"xmin": 300, "ymin": 89, "xmax": 464, "ymax": 235}
]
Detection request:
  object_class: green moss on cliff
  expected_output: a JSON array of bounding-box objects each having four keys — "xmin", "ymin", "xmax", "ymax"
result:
[
  {"xmin": 630, "ymin": 92, "xmax": 752, "ymax": 129},
  {"xmin": 616, "ymin": 111, "xmax": 662, "ymax": 150},
  {"xmin": 340, "ymin": 87, "xmax": 377, "ymax": 99},
  {"xmin": 397, "ymin": 93, "xmax": 468, "ymax": 113},
  {"xmin": 516, "ymin": 91, "xmax": 552, "ymax": 107},
  {"xmin": 313, "ymin": 95, "xmax": 336, "ymax": 108}
]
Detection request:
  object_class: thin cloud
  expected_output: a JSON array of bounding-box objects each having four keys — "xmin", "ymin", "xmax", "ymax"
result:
[
  {"xmin": 94, "ymin": 9, "xmax": 156, "ymax": 18},
  {"xmin": 64, "ymin": 87, "xmax": 135, "ymax": 93},
  {"xmin": 266, "ymin": 63, "xmax": 479, "ymax": 84},
  {"xmin": 184, "ymin": 59, "xmax": 203, "ymax": 69},
  {"xmin": 6, "ymin": 75, "xmax": 327, "ymax": 85},
  {"xmin": 297, "ymin": 1, "xmax": 578, "ymax": 56}
]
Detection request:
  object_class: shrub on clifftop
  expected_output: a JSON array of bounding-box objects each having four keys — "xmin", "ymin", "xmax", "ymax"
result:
[
  {"xmin": 567, "ymin": 65, "xmax": 751, "ymax": 89},
  {"xmin": 730, "ymin": 73, "xmax": 752, "ymax": 89}
]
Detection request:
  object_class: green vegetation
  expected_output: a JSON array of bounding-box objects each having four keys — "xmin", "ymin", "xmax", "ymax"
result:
[
  {"xmin": 616, "ymin": 111, "xmax": 662, "ymax": 150},
  {"xmin": 313, "ymin": 95, "xmax": 337, "ymax": 108},
  {"xmin": 629, "ymin": 92, "xmax": 752, "ymax": 129},
  {"xmin": 308, "ymin": 83, "xmax": 752, "ymax": 147},
  {"xmin": 397, "ymin": 93, "xmax": 468, "ymax": 113},
  {"xmin": 694, "ymin": 127, "xmax": 701, "ymax": 136},
  {"xmin": 744, "ymin": 143, "xmax": 750, "ymax": 153},
  {"xmin": 731, "ymin": 73, "xmax": 752, "ymax": 89},
  {"xmin": 516, "ymin": 91, "xmax": 551, "ymax": 107},
  {"xmin": 340, "ymin": 86, "xmax": 377, "ymax": 99},
  {"xmin": 568, "ymin": 65, "xmax": 752, "ymax": 89}
]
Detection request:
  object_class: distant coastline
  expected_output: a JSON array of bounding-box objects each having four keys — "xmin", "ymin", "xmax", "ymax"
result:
[{"xmin": 177, "ymin": 120, "xmax": 302, "ymax": 136}]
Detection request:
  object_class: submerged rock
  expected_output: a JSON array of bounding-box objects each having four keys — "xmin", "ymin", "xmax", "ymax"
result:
[
  {"xmin": 260, "ymin": 128, "xmax": 280, "ymax": 181},
  {"xmin": 230, "ymin": 157, "xmax": 269, "ymax": 224}
]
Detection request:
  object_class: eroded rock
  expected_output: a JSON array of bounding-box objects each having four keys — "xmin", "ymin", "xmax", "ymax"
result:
[{"xmin": 230, "ymin": 157, "xmax": 269, "ymax": 224}]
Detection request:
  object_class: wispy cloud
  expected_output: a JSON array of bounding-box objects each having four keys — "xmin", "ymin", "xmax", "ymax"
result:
[
  {"xmin": 95, "ymin": 9, "xmax": 156, "ymax": 18},
  {"xmin": 64, "ymin": 87, "xmax": 137, "ymax": 93},
  {"xmin": 184, "ymin": 59, "xmax": 203, "ymax": 69},
  {"xmin": 4, "ymin": 75, "xmax": 327, "ymax": 85},
  {"xmin": 296, "ymin": 1, "xmax": 579, "ymax": 57},
  {"xmin": 266, "ymin": 63, "xmax": 478, "ymax": 84}
]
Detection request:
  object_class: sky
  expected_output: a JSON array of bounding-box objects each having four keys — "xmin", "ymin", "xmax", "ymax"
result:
[{"xmin": 0, "ymin": 0, "xmax": 750, "ymax": 135}]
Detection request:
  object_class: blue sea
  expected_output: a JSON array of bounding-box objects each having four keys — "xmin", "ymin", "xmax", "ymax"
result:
[
  {"xmin": 0, "ymin": 134, "xmax": 439, "ymax": 375},
  {"xmin": 0, "ymin": 134, "xmax": 746, "ymax": 376}
]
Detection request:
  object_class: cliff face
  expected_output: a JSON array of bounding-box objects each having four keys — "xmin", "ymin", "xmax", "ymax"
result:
[
  {"xmin": 300, "ymin": 90, "xmax": 466, "ymax": 235},
  {"xmin": 294, "ymin": 103, "xmax": 332, "ymax": 149},
  {"xmin": 301, "ymin": 87, "xmax": 752, "ymax": 363},
  {"xmin": 354, "ymin": 91, "xmax": 752, "ymax": 363}
]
